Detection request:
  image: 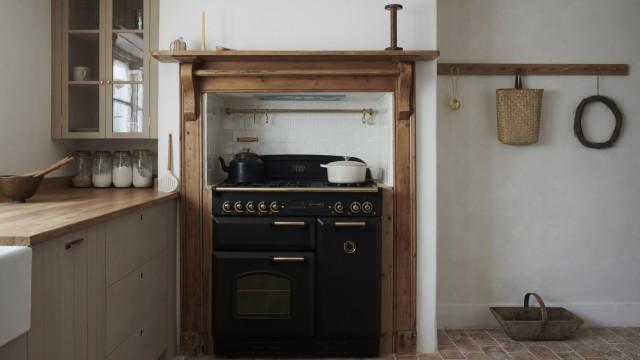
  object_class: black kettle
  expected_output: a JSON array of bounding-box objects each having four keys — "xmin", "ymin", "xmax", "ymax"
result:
[{"xmin": 218, "ymin": 149, "xmax": 264, "ymax": 183}]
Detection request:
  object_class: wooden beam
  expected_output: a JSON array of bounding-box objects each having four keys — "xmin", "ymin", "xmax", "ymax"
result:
[
  {"xmin": 179, "ymin": 62, "xmax": 203, "ymax": 356},
  {"xmin": 194, "ymin": 69, "xmax": 401, "ymax": 77},
  {"xmin": 438, "ymin": 63, "xmax": 629, "ymax": 76},
  {"xmin": 153, "ymin": 50, "xmax": 439, "ymax": 63}
]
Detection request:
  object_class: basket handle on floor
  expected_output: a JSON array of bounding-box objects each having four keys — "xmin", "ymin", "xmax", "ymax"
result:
[{"xmin": 524, "ymin": 292, "xmax": 549, "ymax": 324}]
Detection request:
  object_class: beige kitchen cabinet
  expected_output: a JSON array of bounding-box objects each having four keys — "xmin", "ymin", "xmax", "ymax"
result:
[
  {"xmin": 0, "ymin": 200, "xmax": 176, "ymax": 360},
  {"xmin": 51, "ymin": 0, "xmax": 158, "ymax": 139}
]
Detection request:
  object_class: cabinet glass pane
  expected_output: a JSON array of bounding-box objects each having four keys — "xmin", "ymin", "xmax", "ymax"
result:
[
  {"xmin": 112, "ymin": 33, "xmax": 144, "ymax": 82},
  {"xmin": 112, "ymin": 83, "xmax": 144, "ymax": 133},
  {"xmin": 69, "ymin": 0, "xmax": 99, "ymax": 30},
  {"xmin": 69, "ymin": 84, "xmax": 100, "ymax": 132},
  {"xmin": 113, "ymin": 0, "xmax": 144, "ymax": 30},
  {"xmin": 235, "ymin": 274, "xmax": 291, "ymax": 316},
  {"xmin": 69, "ymin": 33, "xmax": 99, "ymax": 81}
]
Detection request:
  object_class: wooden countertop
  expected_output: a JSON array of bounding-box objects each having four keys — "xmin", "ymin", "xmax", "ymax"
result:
[{"xmin": 0, "ymin": 186, "xmax": 178, "ymax": 246}]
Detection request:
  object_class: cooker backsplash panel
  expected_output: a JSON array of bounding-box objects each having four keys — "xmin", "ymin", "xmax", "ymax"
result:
[{"xmin": 204, "ymin": 93, "xmax": 394, "ymax": 186}]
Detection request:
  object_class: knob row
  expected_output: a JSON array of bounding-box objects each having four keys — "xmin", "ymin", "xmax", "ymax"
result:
[
  {"xmin": 222, "ymin": 201, "xmax": 280, "ymax": 213},
  {"xmin": 333, "ymin": 201, "xmax": 374, "ymax": 214}
]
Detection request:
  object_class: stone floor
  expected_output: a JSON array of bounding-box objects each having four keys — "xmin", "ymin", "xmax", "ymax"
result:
[{"xmin": 179, "ymin": 327, "xmax": 640, "ymax": 360}]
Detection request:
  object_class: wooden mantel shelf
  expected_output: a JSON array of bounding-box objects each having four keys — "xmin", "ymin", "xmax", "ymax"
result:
[{"xmin": 151, "ymin": 50, "xmax": 439, "ymax": 63}]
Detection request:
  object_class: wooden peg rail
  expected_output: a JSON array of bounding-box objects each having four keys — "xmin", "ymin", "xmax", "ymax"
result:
[{"xmin": 438, "ymin": 63, "xmax": 629, "ymax": 76}]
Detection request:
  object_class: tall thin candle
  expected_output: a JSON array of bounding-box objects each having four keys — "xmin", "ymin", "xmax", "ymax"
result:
[{"xmin": 201, "ymin": 11, "xmax": 206, "ymax": 50}]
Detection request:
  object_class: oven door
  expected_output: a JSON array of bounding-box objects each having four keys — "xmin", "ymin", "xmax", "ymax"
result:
[{"xmin": 214, "ymin": 251, "xmax": 314, "ymax": 338}]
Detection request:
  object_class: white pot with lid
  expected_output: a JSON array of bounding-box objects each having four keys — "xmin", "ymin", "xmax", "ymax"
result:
[{"xmin": 320, "ymin": 157, "xmax": 367, "ymax": 184}]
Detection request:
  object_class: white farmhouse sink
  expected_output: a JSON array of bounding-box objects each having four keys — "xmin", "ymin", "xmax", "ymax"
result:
[{"xmin": 0, "ymin": 246, "xmax": 31, "ymax": 347}]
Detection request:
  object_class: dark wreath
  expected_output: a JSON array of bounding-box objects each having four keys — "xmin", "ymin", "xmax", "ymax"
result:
[{"xmin": 573, "ymin": 95, "xmax": 623, "ymax": 149}]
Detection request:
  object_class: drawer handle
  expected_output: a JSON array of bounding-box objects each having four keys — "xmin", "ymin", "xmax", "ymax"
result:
[
  {"xmin": 334, "ymin": 221, "xmax": 367, "ymax": 227},
  {"xmin": 271, "ymin": 221, "xmax": 306, "ymax": 227},
  {"xmin": 65, "ymin": 238, "xmax": 84, "ymax": 250},
  {"xmin": 272, "ymin": 256, "xmax": 306, "ymax": 262},
  {"xmin": 140, "ymin": 271, "xmax": 144, "ymax": 279},
  {"xmin": 139, "ymin": 328, "xmax": 144, "ymax": 336}
]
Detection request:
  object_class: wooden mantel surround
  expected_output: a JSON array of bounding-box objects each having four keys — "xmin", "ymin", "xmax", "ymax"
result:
[{"xmin": 152, "ymin": 49, "xmax": 439, "ymax": 356}]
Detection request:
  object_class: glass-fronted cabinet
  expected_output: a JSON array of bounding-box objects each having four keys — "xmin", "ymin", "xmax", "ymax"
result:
[{"xmin": 52, "ymin": 0, "xmax": 157, "ymax": 139}]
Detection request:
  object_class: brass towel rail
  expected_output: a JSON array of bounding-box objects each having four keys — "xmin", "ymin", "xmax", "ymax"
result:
[{"xmin": 225, "ymin": 108, "xmax": 375, "ymax": 116}]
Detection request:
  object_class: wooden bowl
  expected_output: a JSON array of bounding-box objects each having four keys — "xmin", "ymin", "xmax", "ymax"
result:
[{"xmin": 0, "ymin": 175, "xmax": 44, "ymax": 203}]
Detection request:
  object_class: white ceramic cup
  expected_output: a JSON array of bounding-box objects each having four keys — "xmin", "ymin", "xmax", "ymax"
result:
[{"xmin": 72, "ymin": 66, "xmax": 90, "ymax": 81}]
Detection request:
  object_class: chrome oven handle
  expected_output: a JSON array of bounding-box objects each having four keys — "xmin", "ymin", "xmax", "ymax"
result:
[
  {"xmin": 271, "ymin": 221, "xmax": 307, "ymax": 227},
  {"xmin": 272, "ymin": 256, "xmax": 306, "ymax": 262},
  {"xmin": 334, "ymin": 221, "xmax": 367, "ymax": 227}
]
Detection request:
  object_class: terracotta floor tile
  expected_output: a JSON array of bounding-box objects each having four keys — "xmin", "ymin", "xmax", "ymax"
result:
[
  {"xmin": 471, "ymin": 333, "xmax": 498, "ymax": 346},
  {"xmin": 441, "ymin": 350, "xmax": 466, "ymax": 359},
  {"xmin": 488, "ymin": 330, "xmax": 511, "ymax": 340},
  {"xmin": 527, "ymin": 345, "xmax": 560, "ymax": 360},
  {"xmin": 508, "ymin": 352, "xmax": 537, "ymax": 360},
  {"xmin": 419, "ymin": 353, "xmax": 444, "ymax": 360},
  {"xmin": 498, "ymin": 340, "xmax": 527, "ymax": 353},
  {"xmin": 482, "ymin": 345, "xmax": 512, "ymax": 360},
  {"xmin": 539, "ymin": 342, "xmax": 572, "ymax": 354},
  {"xmin": 454, "ymin": 338, "xmax": 482, "ymax": 353},
  {"xmin": 612, "ymin": 343, "xmax": 640, "ymax": 358},
  {"xmin": 609, "ymin": 328, "xmax": 638, "ymax": 339},
  {"xmin": 447, "ymin": 330, "xmax": 472, "ymax": 341},
  {"xmin": 556, "ymin": 352, "xmax": 583, "ymax": 360},
  {"xmin": 570, "ymin": 343, "xmax": 613, "ymax": 358}
]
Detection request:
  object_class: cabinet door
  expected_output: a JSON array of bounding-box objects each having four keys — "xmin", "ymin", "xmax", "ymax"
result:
[
  {"xmin": 105, "ymin": 0, "xmax": 151, "ymax": 138},
  {"xmin": 28, "ymin": 230, "xmax": 92, "ymax": 360},
  {"xmin": 61, "ymin": 0, "xmax": 106, "ymax": 138}
]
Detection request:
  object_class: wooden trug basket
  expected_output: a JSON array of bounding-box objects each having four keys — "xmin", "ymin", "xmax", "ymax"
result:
[{"xmin": 490, "ymin": 293, "xmax": 584, "ymax": 341}]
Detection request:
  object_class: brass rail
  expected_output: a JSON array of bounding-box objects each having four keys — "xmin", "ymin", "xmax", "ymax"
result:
[{"xmin": 225, "ymin": 108, "xmax": 375, "ymax": 116}]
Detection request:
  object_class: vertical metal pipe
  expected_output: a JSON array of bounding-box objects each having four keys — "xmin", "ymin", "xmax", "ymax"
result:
[{"xmin": 385, "ymin": 4, "xmax": 404, "ymax": 50}]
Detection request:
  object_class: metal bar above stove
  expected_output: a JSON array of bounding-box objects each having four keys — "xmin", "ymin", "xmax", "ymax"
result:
[
  {"xmin": 213, "ymin": 186, "xmax": 380, "ymax": 193},
  {"xmin": 225, "ymin": 108, "xmax": 375, "ymax": 116}
]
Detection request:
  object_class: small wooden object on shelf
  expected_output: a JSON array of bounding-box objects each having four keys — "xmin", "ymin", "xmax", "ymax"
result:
[{"xmin": 385, "ymin": 4, "xmax": 403, "ymax": 50}]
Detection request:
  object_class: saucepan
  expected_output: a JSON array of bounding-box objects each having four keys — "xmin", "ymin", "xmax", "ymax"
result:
[{"xmin": 321, "ymin": 157, "xmax": 367, "ymax": 184}]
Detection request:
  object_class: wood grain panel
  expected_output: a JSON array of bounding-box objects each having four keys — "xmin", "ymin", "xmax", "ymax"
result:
[
  {"xmin": 106, "ymin": 251, "xmax": 167, "ymax": 354},
  {"xmin": 199, "ymin": 76, "xmax": 397, "ymax": 92},
  {"xmin": 0, "ymin": 187, "xmax": 177, "ymax": 246},
  {"xmin": 380, "ymin": 186, "xmax": 395, "ymax": 354},
  {"xmin": 153, "ymin": 50, "xmax": 439, "ymax": 63},
  {"xmin": 105, "ymin": 302, "xmax": 168, "ymax": 360},
  {"xmin": 438, "ymin": 63, "xmax": 629, "ymax": 76},
  {"xmin": 0, "ymin": 333, "xmax": 28, "ymax": 360},
  {"xmin": 105, "ymin": 204, "xmax": 167, "ymax": 286},
  {"xmin": 180, "ymin": 62, "xmax": 204, "ymax": 356}
]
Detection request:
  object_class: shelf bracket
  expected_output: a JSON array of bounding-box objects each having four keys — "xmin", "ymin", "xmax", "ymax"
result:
[{"xmin": 180, "ymin": 63, "xmax": 198, "ymax": 122}]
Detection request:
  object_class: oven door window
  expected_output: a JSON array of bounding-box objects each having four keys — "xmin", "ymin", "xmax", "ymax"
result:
[{"xmin": 235, "ymin": 272, "xmax": 291, "ymax": 317}]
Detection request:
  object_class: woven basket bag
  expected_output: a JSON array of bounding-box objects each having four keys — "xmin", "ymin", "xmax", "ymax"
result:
[{"xmin": 496, "ymin": 74, "xmax": 543, "ymax": 145}]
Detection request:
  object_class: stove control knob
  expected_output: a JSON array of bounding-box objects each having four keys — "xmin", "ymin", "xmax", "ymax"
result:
[
  {"xmin": 222, "ymin": 201, "xmax": 232, "ymax": 213},
  {"xmin": 269, "ymin": 201, "xmax": 280, "ymax": 212},
  {"xmin": 362, "ymin": 202, "xmax": 373, "ymax": 214},
  {"xmin": 246, "ymin": 201, "xmax": 256, "ymax": 213},
  {"xmin": 234, "ymin": 201, "xmax": 244, "ymax": 212},
  {"xmin": 258, "ymin": 201, "xmax": 268, "ymax": 212},
  {"xmin": 334, "ymin": 202, "xmax": 344, "ymax": 213},
  {"xmin": 350, "ymin": 202, "xmax": 362, "ymax": 213}
]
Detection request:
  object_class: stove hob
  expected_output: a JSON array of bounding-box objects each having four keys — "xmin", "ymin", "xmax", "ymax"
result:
[{"xmin": 214, "ymin": 179, "xmax": 379, "ymax": 192}]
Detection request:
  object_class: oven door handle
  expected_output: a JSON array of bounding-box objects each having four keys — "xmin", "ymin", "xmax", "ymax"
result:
[
  {"xmin": 272, "ymin": 256, "xmax": 306, "ymax": 262},
  {"xmin": 334, "ymin": 221, "xmax": 368, "ymax": 227},
  {"xmin": 271, "ymin": 221, "xmax": 307, "ymax": 227}
]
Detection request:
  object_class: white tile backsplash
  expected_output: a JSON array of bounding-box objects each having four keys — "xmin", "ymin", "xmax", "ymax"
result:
[{"xmin": 205, "ymin": 93, "xmax": 395, "ymax": 185}]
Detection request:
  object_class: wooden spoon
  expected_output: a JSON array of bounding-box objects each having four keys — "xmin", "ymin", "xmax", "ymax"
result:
[{"xmin": 27, "ymin": 156, "xmax": 75, "ymax": 178}]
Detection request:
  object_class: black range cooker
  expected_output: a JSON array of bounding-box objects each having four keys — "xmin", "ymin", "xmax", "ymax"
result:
[{"xmin": 212, "ymin": 155, "xmax": 382, "ymax": 357}]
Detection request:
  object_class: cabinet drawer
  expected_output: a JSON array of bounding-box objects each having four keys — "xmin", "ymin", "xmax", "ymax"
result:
[
  {"xmin": 106, "ymin": 251, "xmax": 167, "ymax": 354},
  {"xmin": 214, "ymin": 217, "xmax": 315, "ymax": 251},
  {"xmin": 106, "ymin": 204, "xmax": 167, "ymax": 286},
  {"xmin": 105, "ymin": 302, "xmax": 167, "ymax": 360}
]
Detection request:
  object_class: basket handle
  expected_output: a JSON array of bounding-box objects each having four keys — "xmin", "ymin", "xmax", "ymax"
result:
[{"xmin": 524, "ymin": 292, "xmax": 549, "ymax": 324}]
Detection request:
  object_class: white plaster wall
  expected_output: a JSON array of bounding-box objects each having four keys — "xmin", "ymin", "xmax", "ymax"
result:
[
  {"xmin": 0, "ymin": 0, "xmax": 71, "ymax": 175},
  {"xmin": 158, "ymin": 0, "xmax": 438, "ymax": 351},
  {"xmin": 437, "ymin": 0, "xmax": 640, "ymax": 329}
]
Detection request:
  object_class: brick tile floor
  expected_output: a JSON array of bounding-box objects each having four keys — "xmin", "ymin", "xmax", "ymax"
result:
[{"xmin": 179, "ymin": 327, "xmax": 640, "ymax": 360}]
